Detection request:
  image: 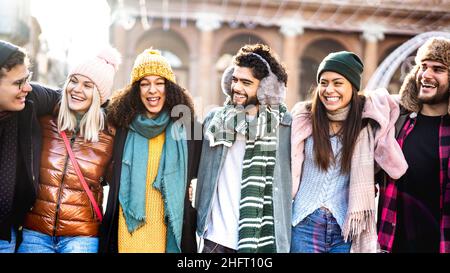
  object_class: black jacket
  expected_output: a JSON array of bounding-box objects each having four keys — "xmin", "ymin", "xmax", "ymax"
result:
[
  {"xmin": 99, "ymin": 121, "xmax": 202, "ymax": 253},
  {"xmin": 0, "ymin": 83, "xmax": 60, "ymax": 241}
]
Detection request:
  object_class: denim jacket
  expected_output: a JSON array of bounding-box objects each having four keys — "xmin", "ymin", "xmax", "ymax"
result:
[{"xmin": 195, "ymin": 108, "xmax": 292, "ymax": 253}]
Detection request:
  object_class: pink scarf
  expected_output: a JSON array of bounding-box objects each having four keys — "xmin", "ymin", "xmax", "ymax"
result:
[{"xmin": 291, "ymin": 88, "xmax": 408, "ymax": 252}]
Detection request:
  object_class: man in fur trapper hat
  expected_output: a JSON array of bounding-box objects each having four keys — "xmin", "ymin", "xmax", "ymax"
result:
[
  {"xmin": 195, "ymin": 44, "xmax": 292, "ymax": 253},
  {"xmin": 378, "ymin": 37, "xmax": 450, "ymax": 253}
]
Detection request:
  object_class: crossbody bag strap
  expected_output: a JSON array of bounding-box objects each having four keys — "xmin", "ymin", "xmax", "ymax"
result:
[{"xmin": 60, "ymin": 131, "xmax": 103, "ymax": 221}]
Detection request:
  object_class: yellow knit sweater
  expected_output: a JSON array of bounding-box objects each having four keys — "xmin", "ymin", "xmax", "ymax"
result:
[{"xmin": 118, "ymin": 132, "xmax": 167, "ymax": 253}]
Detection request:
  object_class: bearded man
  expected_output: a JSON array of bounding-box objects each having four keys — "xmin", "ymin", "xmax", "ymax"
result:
[
  {"xmin": 378, "ymin": 37, "xmax": 450, "ymax": 253},
  {"xmin": 194, "ymin": 44, "xmax": 292, "ymax": 253}
]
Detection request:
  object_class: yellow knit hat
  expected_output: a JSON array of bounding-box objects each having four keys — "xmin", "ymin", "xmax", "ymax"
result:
[{"xmin": 130, "ymin": 49, "xmax": 176, "ymax": 84}]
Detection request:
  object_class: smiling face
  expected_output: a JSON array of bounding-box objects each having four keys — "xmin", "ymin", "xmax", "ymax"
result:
[
  {"xmin": 231, "ymin": 66, "xmax": 260, "ymax": 107},
  {"xmin": 139, "ymin": 75, "xmax": 166, "ymax": 118},
  {"xmin": 0, "ymin": 64, "xmax": 32, "ymax": 112},
  {"xmin": 66, "ymin": 74, "xmax": 95, "ymax": 114},
  {"xmin": 318, "ymin": 71, "xmax": 353, "ymax": 112},
  {"xmin": 416, "ymin": 60, "xmax": 449, "ymax": 105}
]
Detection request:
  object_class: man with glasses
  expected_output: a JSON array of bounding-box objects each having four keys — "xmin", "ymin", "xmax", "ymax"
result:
[{"xmin": 0, "ymin": 40, "xmax": 60, "ymax": 252}]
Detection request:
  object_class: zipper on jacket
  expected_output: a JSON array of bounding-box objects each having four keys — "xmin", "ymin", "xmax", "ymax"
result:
[{"xmin": 52, "ymin": 132, "xmax": 77, "ymax": 237}]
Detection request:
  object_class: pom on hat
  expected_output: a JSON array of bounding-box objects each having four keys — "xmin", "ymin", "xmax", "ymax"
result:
[
  {"xmin": 130, "ymin": 48, "xmax": 176, "ymax": 84},
  {"xmin": 69, "ymin": 46, "xmax": 122, "ymax": 104},
  {"xmin": 146, "ymin": 49, "xmax": 161, "ymax": 55},
  {"xmin": 96, "ymin": 47, "xmax": 122, "ymax": 72}
]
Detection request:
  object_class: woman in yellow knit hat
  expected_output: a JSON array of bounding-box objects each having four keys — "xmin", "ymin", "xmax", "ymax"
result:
[{"xmin": 99, "ymin": 49, "xmax": 200, "ymax": 253}]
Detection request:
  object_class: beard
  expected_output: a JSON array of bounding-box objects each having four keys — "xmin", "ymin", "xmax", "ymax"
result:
[
  {"xmin": 232, "ymin": 91, "xmax": 259, "ymax": 107},
  {"xmin": 416, "ymin": 77, "xmax": 449, "ymax": 105}
]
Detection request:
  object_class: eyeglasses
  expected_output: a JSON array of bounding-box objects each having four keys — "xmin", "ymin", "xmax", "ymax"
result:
[{"xmin": 16, "ymin": 72, "xmax": 33, "ymax": 90}]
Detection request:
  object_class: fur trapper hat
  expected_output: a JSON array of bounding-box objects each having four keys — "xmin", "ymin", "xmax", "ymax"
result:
[{"xmin": 399, "ymin": 37, "xmax": 450, "ymax": 114}]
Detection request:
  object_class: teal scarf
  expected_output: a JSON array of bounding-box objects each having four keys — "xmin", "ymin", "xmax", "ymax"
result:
[{"xmin": 119, "ymin": 112, "xmax": 188, "ymax": 253}]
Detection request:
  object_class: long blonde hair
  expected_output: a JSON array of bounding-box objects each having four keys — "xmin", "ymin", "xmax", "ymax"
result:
[{"xmin": 57, "ymin": 78, "xmax": 105, "ymax": 142}]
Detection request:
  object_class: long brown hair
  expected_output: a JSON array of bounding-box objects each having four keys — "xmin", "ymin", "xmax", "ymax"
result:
[
  {"xmin": 310, "ymin": 86, "xmax": 366, "ymax": 174},
  {"xmin": 107, "ymin": 79, "xmax": 195, "ymax": 128}
]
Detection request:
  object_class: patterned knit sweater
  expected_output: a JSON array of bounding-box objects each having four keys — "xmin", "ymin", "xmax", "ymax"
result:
[
  {"xmin": 292, "ymin": 135, "xmax": 350, "ymax": 229},
  {"xmin": 118, "ymin": 132, "xmax": 167, "ymax": 253}
]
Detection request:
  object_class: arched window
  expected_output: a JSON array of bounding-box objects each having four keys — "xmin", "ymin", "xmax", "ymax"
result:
[
  {"xmin": 378, "ymin": 43, "xmax": 415, "ymax": 94},
  {"xmin": 215, "ymin": 33, "xmax": 267, "ymax": 103},
  {"xmin": 135, "ymin": 29, "xmax": 190, "ymax": 90}
]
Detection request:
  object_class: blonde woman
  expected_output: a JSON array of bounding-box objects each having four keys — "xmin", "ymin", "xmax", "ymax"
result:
[{"xmin": 17, "ymin": 47, "xmax": 121, "ymax": 253}]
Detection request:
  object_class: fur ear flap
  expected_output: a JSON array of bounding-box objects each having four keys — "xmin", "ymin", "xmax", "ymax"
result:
[
  {"xmin": 221, "ymin": 64, "xmax": 287, "ymax": 105},
  {"xmin": 399, "ymin": 65, "xmax": 421, "ymax": 113},
  {"xmin": 221, "ymin": 66, "xmax": 234, "ymax": 98},
  {"xmin": 257, "ymin": 73, "xmax": 286, "ymax": 105}
]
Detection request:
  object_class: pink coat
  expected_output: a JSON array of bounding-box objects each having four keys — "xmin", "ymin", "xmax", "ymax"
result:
[{"xmin": 290, "ymin": 88, "xmax": 408, "ymax": 198}]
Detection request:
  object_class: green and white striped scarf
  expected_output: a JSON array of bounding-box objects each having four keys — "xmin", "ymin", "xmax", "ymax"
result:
[{"xmin": 206, "ymin": 103, "xmax": 287, "ymax": 253}]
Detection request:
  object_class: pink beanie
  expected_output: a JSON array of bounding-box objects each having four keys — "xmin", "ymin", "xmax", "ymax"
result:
[{"xmin": 69, "ymin": 47, "xmax": 121, "ymax": 104}]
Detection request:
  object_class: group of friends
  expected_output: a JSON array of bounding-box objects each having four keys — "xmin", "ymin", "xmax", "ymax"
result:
[{"xmin": 0, "ymin": 35, "xmax": 449, "ymax": 253}]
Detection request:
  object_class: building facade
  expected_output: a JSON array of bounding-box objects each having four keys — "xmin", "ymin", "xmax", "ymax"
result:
[{"xmin": 108, "ymin": 0, "xmax": 450, "ymax": 115}]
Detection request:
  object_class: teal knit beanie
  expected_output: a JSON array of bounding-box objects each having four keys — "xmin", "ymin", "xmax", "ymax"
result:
[{"xmin": 316, "ymin": 51, "xmax": 364, "ymax": 91}]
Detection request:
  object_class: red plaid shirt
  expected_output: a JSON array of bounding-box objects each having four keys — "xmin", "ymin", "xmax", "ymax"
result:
[{"xmin": 378, "ymin": 114, "xmax": 450, "ymax": 252}]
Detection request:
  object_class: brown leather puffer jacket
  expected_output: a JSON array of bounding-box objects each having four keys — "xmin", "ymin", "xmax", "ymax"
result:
[{"xmin": 23, "ymin": 115, "xmax": 114, "ymax": 237}]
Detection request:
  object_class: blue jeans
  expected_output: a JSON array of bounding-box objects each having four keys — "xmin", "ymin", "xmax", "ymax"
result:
[
  {"xmin": 17, "ymin": 229, "xmax": 98, "ymax": 253},
  {"xmin": 0, "ymin": 228, "xmax": 16, "ymax": 253},
  {"xmin": 291, "ymin": 207, "xmax": 351, "ymax": 253}
]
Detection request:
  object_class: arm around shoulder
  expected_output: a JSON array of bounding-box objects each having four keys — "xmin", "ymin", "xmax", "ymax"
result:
[{"xmin": 29, "ymin": 83, "xmax": 61, "ymax": 116}]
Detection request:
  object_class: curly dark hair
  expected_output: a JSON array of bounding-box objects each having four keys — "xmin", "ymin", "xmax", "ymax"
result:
[
  {"xmin": 233, "ymin": 43, "xmax": 288, "ymax": 85},
  {"xmin": 107, "ymin": 79, "xmax": 195, "ymax": 128}
]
